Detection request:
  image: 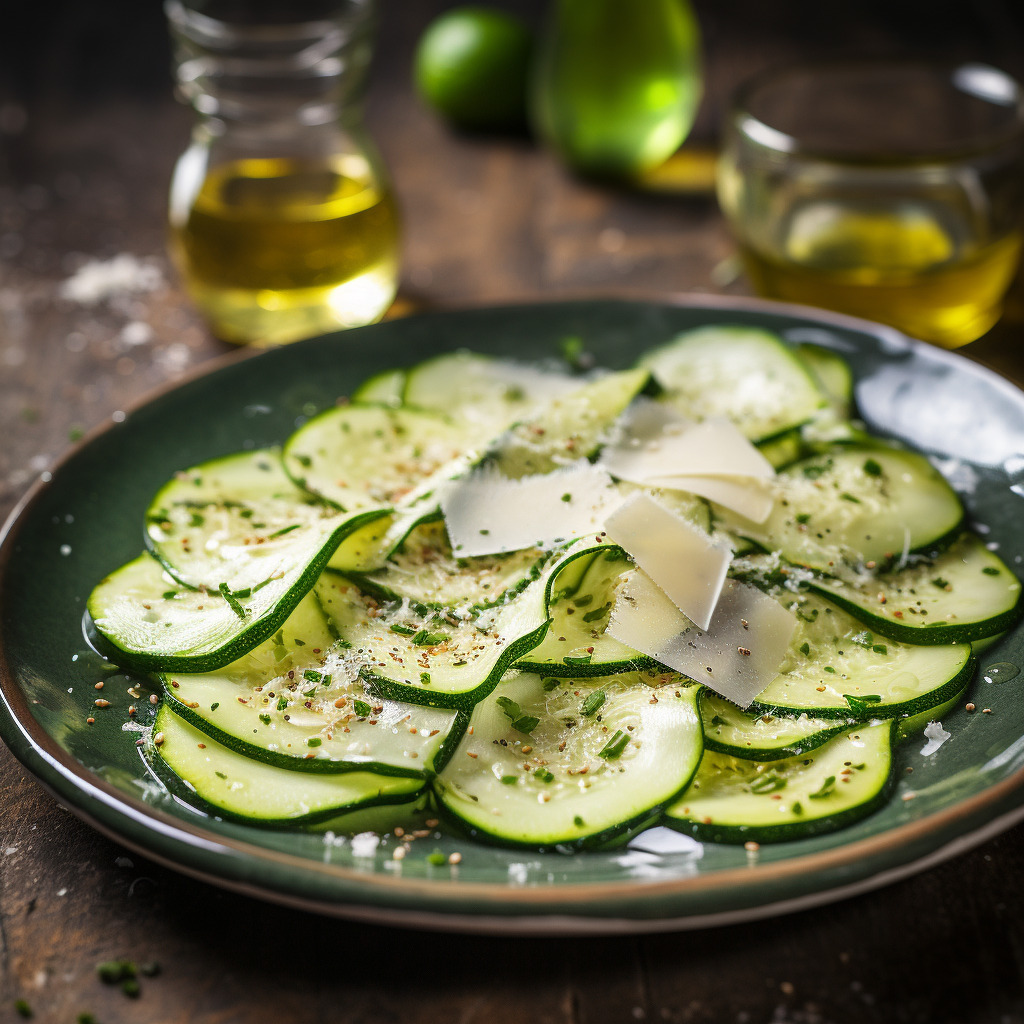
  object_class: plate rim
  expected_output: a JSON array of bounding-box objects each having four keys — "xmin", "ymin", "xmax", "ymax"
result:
[{"xmin": 3, "ymin": 293, "xmax": 1024, "ymax": 932}]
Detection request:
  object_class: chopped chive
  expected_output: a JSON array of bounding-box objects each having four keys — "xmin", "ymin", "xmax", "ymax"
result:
[
  {"xmin": 267, "ymin": 523, "xmax": 301, "ymax": 539},
  {"xmin": 862, "ymin": 458, "xmax": 883, "ymax": 477},
  {"xmin": 276, "ymin": 696, "xmax": 288, "ymax": 710},
  {"xmin": 427, "ymin": 850, "xmax": 447, "ymax": 866},
  {"xmin": 580, "ymin": 690, "xmax": 606, "ymax": 716},
  {"xmin": 389, "ymin": 623, "xmax": 415, "ymax": 636},
  {"xmin": 582, "ymin": 602, "xmax": 611, "ymax": 623},
  {"xmin": 306, "ymin": 737, "xmax": 322, "ymax": 747},
  {"xmin": 353, "ymin": 699, "xmax": 372, "ymax": 717},
  {"xmin": 259, "ymin": 713, "xmax": 271, "ymax": 725},
  {"xmin": 218, "ymin": 582, "xmax": 247, "ymax": 620},
  {"xmin": 808, "ymin": 775, "xmax": 836, "ymax": 799},
  {"xmin": 598, "ymin": 730, "xmax": 629, "ymax": 759},
  {"xmin": 749, "ymin": 774, "xmax": 787, "ymax": 794},
  {"xmin": 210, "ymin": 702, "xmax": 220, "ymax": 711},
  {"xmin": 534, "ymin": 767, "xmax": 555, "ymax": 783},
  {"xmin": 501, "ymin": 775, "xmax": 518, "ymax": 785},
  {"xmin": 982, "ymin": 566, "xmax": 1001, "ymax": 576}
]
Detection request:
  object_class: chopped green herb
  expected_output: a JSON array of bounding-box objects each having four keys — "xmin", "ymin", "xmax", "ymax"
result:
[
  {"xmin": 303, "ymin": 670, "xmax": 322, "ymax": 683},
  {"xmin": 14, "ymin": 999, "xmax": 32, "ymax": 1019},
  {"xmin": 795, "ymin": 513, "xmax": 811, "ymax": 524},
  {"xmin": 808, "ymin": 775, "xmax": 837, "ymax": 799},
  {"xmin": 389, "ymin": 623, "xmax": 415, "ymax": 636},
  {"xmin": 561, "ymin": 493, "xmax": 573, "ymax": 503},
  {"xmin": 420, "ymin": 672, "xmax": 431, "ymax": 685},
  {"xmin": 563, "ymin": 653, "xmax": 592, "ymax": 666},
  {"xmin": 573, "ymin": 815, "xmax": 585, "ymax": 827},
  {"xmin": 306, "ymin": 737, "xmax": 322, "ymax": 747},
  {"xmin": 840, "ymin": 492, "xmax": 861, "ymax": 503},
  {"xmin": 259, "ymin": 713, "xmax": 271, "ymax": 725},
  {"xmin": 580, "ymin": 690, "xmax": 606, "ymax": 716},
  {"xmin": 862, "ymin": 458, "xmax": 883, "ymax": 477},
  {"xmin": 710, "ymin": 714, "xmax": 727, "ymax": 727},
  {"xmin": 501, "ymin": 775, "xmax": 518, "ymax": 785},
  {"xmin": 412, "ymin": 629, "xmax": 450, "ymax": 647},
  {"xmin": 218, "ymin": 582, "xmax": 247, "ymax": 620},
  {"xmin": 799, "ymin": 642, "xmax": 811, "ymax": 656},
  {"xmin": 353, "ymin": 699, "xmax": 372, "ymax": 717},
  {"xmin": 872, "ymin": 644, "xmax": 888, "ymax": 655},
  {"xmin": 427, "ymin": 850, "xmax": 447, "ymax": 866},
  {"xmin": 267, "ymin": 523, "xmax": 301, "ymax": 539},
  {"xmin": 932, "ymin": 577, "xmax": 951, "ymax": 589},
  {"xmin": 97, "ymin": 959, "xmax": 137, "ymax": 984},
  {"xmin": 598, "ymin": 730, "xmax": 629, "ymax": 759},
  {"xmin": 843, "ymin": 693, "xmax": 883, "ymax": 714},
  {"xmin": 582, "ymin": 602, "xmax": 611, "ymax": 623},
  {"xmin": 749, "ymin": 774, "xmax": 787, "ymax": 794},
  {"xmin": 534, "ymin": 767, "xmax": 555, "ymax": 783},
  {"xmin": 983, "ymin": 566, "xmax": 1001, "ymax": 576},
  {"xmin": 162, "ymin": 591, "xmax": 177, "ymax": 600},
  {"xmin": 276, "ymin": 696, "xmax": 288, "ymax": 711},
  {"xmin": 210, "ymin": 702, "xmax": 220, "ymax": 711},
  {"xmin": 495, "ymin": 696, "xmax": 539, "ymax": 734}
]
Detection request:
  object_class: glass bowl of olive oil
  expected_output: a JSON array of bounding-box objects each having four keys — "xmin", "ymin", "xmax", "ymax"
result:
[{"xmin": 717, "ymin": 60, "xmax": 1024, "ymax": 348}]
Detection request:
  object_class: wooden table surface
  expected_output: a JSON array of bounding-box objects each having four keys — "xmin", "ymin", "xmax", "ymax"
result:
[{"xmin": 5, "ymin": 2, "xmax": 1024, "ymax": 1021}]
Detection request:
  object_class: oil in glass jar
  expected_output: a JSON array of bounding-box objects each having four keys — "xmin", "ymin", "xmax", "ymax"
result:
[{"xmin": 166, "ymin": 0, "xmax": 399, "ymax": 346}]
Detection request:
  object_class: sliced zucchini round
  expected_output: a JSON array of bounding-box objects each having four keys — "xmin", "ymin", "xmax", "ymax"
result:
[
  {"xmin": 315, "ymin": 555, "xmax": 555, "ymax": 711},
  {"xmin": 809, "ymin": 533, "xmax": 1023, "ymax": 645},
  {"xmin": 344, "ymin": 519, "xmax": 549, "ymax": 613},
  {"xmin": 700, "ymin": 691, "xmax": 851, "ymax": 761},
  {"xmin": 282, "ymin": 404, "xmax": 469, "ymax": 510},
  {"xmin": 161, "ymin": 593, "xmax": 460, "ymax": 777},
  {"xmin": 146, "ymin": 447, "xmax": 361, "ymax": 592},
  {"xmin": 434, "ymin": 671, "xmax": 703, "ymax": 849},
  {"xmin": 752, "ymin": 590, "xmax": 974, "ymax": 719},
  {"xmin": 726, "ymin": 445, "xmax": 964, "ymax": 572},
  {"xmin": 637, "ymin": 326, "xmax": 826, "ymax": 442},
  {"xmin": 665, "ymin": 720, "xmax": 896, "ymax": 843},
  {"xmin": 154, "ymin": 705, "xmax": 424, "ymax": 826},
  {"xmin": 402, "ymin": 350, "xmax": 578, "ymax": 436}
]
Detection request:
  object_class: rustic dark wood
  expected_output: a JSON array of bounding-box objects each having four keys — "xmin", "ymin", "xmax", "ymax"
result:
[{"xmin": 4, "ymin": 2, "xmax": 1024, "ymax": 1021}]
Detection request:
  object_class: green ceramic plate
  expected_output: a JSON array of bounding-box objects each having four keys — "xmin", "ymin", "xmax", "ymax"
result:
[{"xmin": 4, "ymin": 297, "xmax": 1024, "ymax": 934}]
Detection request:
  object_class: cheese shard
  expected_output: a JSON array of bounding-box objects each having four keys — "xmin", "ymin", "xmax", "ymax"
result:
[
  {"xmin": 598, "ymin": 403, "xmax": 776, "ymax": 521},
  {"xmin": 607, "ymin": 570, "xmax": 797, "ymax": 709},
  {"xmin": 599, "ymin": 405, "xmax": 775, "ymax": 482},
  {"xmin": 441, "ymin": 461, "xmax": 622, "ymax": 557},
  {"xmin": 604, "ymin": 492, "xmax": 729, "ymax": 631},
  {"xmin": 641, "ymin": 474, "xmax": 775, "ymax": 524}
]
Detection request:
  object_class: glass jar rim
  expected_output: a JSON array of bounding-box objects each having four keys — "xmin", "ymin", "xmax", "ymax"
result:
[
  {"xmin": 728, "ymin": 58, "xmax": 1024, "ymax": 165},
  {"xmin": 165, "ymin": 0, "xmax": 374, "ymax": 44}
]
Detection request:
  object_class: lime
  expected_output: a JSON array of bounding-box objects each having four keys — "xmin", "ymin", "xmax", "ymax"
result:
[{"xmin": 413, "ymin": 6, "xmax": 533, "ymax": 132}]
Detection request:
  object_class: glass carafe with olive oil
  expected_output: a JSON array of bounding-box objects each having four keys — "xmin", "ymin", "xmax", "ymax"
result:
[{"xmin": 166, "ymin": 0, "xmax": 399, "ymax": 346}]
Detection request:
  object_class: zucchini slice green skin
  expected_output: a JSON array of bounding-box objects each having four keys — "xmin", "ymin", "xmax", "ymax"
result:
[
  {"xmin": 724, "ymin": 445, "xmax": 965, "ymax": 574},
  {"xmin": 282, "ymin": 403, "xmax": 469, "ymax": 511},
  {"xmin": 514, "ymin": 544, "xmax": 659, "ymax": 677},
  {"xmin": 434, "ymin": 672, "xmax": 704, "ymax": 850},
  {"xmin": 153, "ymin": 705, "xmax": 426, "ymax": 826},
  {"xmin": 144, "ymin": 447, "xmax": 345, "ymax": 592},
  {"xmin": 341, "ymin": 520, "xmax": 550, "ymax": 614},
  {"xmin": 87, "ymin": 508, "xmax": 387, "ymax": 674},
  {"xmin": 158, "ymin": 592, "xmax": 462, "ymax": 778},
  {"xmin": 315, "ymin": 549, "xmax": 561, "ymax": 712},
  {"xmin": 749, "ymin": 589, "xmax": 976, "ymax": 720},
  {"xmin": 700, "ymin": 691, "xmax": 853, "ymax": 761},
  {"xmin": 665, "ymin": 720, "xmax": 897, "ymax": 844},
  {"xmin": 807, "ymin": 534, "xmax": 1024, "ymax": 645},
  {"xmin": 402, "ymin": 350, "xmax": 579, "ymax": 436},
  {"xmin": 637, "ymin": 325, "xmax": 827, "ymax": 442}
]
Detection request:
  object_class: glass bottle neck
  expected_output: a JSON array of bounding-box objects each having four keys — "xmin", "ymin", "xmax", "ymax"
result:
[{"xmin": 165, "ymin": 0, "xmax": 376, "ymax": 134}]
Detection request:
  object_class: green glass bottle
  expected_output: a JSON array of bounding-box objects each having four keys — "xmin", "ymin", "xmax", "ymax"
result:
[{"xmin": 530, "ymin": 0, "xmax": 703, "ymax": 179}]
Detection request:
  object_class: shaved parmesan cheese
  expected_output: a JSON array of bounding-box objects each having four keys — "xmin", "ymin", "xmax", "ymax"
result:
[
  {"xmin": 601, "ymin": 411, "xmax": 774, "ymax": 483},
  {"xmin": 607, "ymin": 570, "xmax": 797, "ymax": 709},
  {"xmin": 604, "ymin": 492, "xmax": 729, "ymax": 630},
  {"xmin": 642, "ymin": 474, "xmax": 775, "ymax": 523},
  {"xmin": 441, "ymin": 461, "xmax": 622, "ymax": 557}
]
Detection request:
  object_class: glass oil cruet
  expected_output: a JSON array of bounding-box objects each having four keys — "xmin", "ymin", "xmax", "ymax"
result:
[{"xmin": 165, "ymin": 0, "xmax": 399, "ymax": 346}]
